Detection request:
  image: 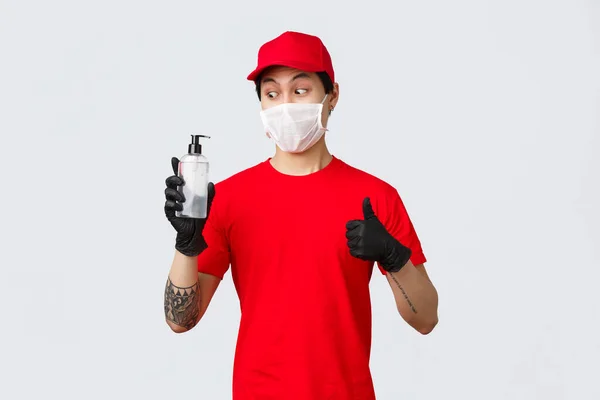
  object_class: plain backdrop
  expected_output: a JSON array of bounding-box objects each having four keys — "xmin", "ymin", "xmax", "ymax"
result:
[{"xmin": 0, "ymin": 0, "xmax": 598, "ymax": 399}]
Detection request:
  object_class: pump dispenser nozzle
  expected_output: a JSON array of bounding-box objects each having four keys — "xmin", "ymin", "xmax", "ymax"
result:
[{"xmin": 188, "ymin": 134, "xmax": 211, "ymax": 154}]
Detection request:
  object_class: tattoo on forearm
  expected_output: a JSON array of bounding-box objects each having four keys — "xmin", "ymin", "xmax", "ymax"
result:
[
  {"xmin": 390, "ymin": 273, "xmax": 417, "ymax": 313},
  {"xmin": 164, "ymin": 277, "xmax": 200, "ymax": 330}
]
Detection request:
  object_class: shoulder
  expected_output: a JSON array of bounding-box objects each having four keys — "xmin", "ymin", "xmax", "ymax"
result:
[
  {"xmin": 336, "ymin": 158, "xmax": 407, "ymax": 220},
  {"xmin": 336, "ymin": 158, "xmax": 399, "ymax": 196}
]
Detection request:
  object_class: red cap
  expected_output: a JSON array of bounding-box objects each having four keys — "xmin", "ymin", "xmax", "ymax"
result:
[{"xmin": 247, "ymin": 31, "xmax": 335, "ymax": 83}]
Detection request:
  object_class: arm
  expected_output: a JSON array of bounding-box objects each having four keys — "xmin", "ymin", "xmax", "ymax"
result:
[
  {"xmin": 164, "ymin": 251, "xmax": 221, "ymax": 333},
  {"xmin": 163, "ymin": 157, "xmax": 227, "ymax": 333},
  {"xmin": 385, "ymin": 262, "xmax": 438, "ymax": 334},
  {"xmin": 346, "ymin": 194, "xmax": 438, "ymax": 334}
]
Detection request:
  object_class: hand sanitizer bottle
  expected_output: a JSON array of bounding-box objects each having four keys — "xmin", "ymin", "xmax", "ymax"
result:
[{"xmin": 176, "ymin": 134, "xmax": 210, "ymax": 219}]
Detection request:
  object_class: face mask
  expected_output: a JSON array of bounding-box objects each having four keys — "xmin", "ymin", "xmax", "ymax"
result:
[{"xmin": 260, "ymin": 95, "xmax": 328, "ymax": 153}]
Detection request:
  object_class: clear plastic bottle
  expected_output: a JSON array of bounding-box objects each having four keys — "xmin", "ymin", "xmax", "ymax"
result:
[{"xmin": 176, "ymin": 134, "xmax": 210, "ymax": 219}]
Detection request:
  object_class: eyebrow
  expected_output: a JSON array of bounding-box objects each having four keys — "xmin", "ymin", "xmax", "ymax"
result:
[{"xmin": 261, "ymin": 72, "xmax": 312, "ymax": 85}]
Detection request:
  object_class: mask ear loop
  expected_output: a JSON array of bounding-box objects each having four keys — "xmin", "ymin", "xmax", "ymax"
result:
[
  {"xmin": 319, "ymin": 94, "xmax": 331, "ymax": 131},
  {"xmin": 320, "ymin": 94, "xmax": 333, "ymax": 117},
  {"xmin": 320, "ymin": 94, "xmax": 335, "ymax": 116}
]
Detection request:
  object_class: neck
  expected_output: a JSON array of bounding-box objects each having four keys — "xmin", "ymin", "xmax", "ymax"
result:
[{"xmin": 269, "ymin": 137, "xmax": 333, "ymax": 176}]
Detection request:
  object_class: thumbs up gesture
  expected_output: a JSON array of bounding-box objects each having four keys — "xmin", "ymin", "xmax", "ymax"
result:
[{"xmin": 345, "ymin": 197, "xmax": 412, "ymax": 273}]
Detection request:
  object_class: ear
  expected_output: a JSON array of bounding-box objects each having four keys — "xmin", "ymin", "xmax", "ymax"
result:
[{"xmin": 329, "ymin": 82, "xmax": 340, "ymax": 111}]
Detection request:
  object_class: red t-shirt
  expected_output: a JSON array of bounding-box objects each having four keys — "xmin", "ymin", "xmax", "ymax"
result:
[{"xmin": 197, "ymin": 156, "xmax": 426, "ymax": 399}]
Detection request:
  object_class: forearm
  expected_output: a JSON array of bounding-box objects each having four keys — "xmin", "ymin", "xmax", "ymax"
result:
[
  {"xmin": 386, "ymin": 261, "xmax": 438, "ymax": 334},
  {"xmin": 164, "ymin": 251, "xmax": 202, "ymax": 333}
]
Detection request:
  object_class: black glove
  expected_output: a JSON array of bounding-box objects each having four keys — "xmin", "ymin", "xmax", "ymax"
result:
[
  {"xmin": 164, "ymin": 157, "xmax": 216, "ymax": 257},
  {"xmin": 345, "ymin": 197, "xmax": 412, "ymax": 273}
]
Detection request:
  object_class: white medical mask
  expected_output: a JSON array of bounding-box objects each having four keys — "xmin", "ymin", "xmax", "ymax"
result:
[{"xmin": 260, "ymin": 95, "xmax": 328, "ymax": 153}]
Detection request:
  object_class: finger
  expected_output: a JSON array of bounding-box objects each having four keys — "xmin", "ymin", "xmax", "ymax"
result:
[
  {"xmin": 164, "ymin": 200, "xmax": 183, "ymax": 218},
  {"xmin": 346, "ymin": 220, "xmax": 362, "ymax": 231},
  {"xmin": 350, "ymin": 248, "xmax": 368, "ymax": 260},
  {"xmin": 346, "ymin": 236, "xmax": 360, "ymax": 247},
  {"xmin": 171, "ymin": 157, "xmax": 180, "ymax": 176},
  {"xmin": 345, "ymin": 228, "xmax": 359, "ymax": 240},
  {"xmin": 165, "ymin": 187, "xmax": 185, "ymax": 202},
  {"xmin": 362, "ymin": 197, "xmax": 375, "ymax": 220},
  {"xmin": 165, "ymin": 199, "xmax": 183, "ymax": 212},
  {"xmin": 165, "ymin": 175, "xmax": 184, "ymax": 189}
]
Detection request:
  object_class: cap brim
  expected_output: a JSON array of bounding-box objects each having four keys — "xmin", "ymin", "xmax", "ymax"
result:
[
  {"xmin": 246, "ymin": 60, "xmax": 323, "ymax": 81},
  {"xmin": 246, "ymin": 67, "xmax": 265, "ymax": 81}
]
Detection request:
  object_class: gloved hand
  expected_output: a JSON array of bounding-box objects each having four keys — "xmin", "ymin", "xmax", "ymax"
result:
[
  {"xmin": 164, "ymin": 157, "xmax": 216, "ymax": 257},
  {"xmin": 345, "ymin": 197, "xmax": 412, "ymax": 273}
]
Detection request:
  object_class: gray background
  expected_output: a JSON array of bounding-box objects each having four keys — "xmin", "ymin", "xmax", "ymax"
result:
[{"xmin": 1, "ymin": 0, "xmax": 599, "ymax": 399}]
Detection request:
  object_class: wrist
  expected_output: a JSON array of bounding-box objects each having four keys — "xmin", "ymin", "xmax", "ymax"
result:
[{"xmin": 174, "ymin": 248, "xmax": 199, "ymax": 261}]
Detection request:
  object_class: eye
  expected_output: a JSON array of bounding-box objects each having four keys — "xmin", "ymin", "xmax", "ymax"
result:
[
  {"xmin": 266, "ymin": 91, "xmax": 278, "ymax": 99},
  {"xmin": 295, "ymin": 88, "xmax": 307, "ymax": 95}
]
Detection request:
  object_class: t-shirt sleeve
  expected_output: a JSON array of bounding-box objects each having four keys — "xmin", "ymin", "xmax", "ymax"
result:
[
  {"xmin": 196, "ymin": 187, "xmax": 231, "ymax": 279},
  {"xmin": 377, "ymin": 188, "xmax": 427, "ymax": 274}
]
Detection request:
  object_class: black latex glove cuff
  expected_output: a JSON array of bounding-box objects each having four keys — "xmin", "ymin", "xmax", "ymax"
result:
[
  {"xmin": 378, "ymin": 240, "xmax": 412, "ymax": 273},
  {"xmin": 174, "ymin": 221, "xmax": 208, "ymax": 257}
]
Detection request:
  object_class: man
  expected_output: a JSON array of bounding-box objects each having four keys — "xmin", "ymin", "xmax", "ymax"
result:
[{"xmin": 163, "ymin": 31, "xmax": 439, "ymax": 399}]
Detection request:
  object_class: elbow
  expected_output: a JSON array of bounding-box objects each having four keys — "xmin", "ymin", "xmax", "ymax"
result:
[
  {"xmin": 165, "ymin": 319, "xmax": 192, "ymax": 334},
  {"xmin": 401, "ymin": 311, "xmax": 438, "ymax": 335},
  {"xmin": 416, "ymin": 317, "xmax": 438, "ymax": 335}
]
